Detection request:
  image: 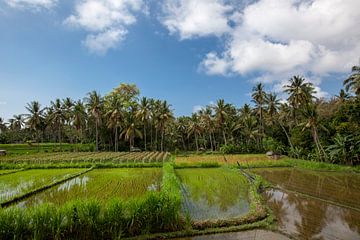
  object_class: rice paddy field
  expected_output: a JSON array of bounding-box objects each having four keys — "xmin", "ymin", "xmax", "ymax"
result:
[
  {"xmin": 175, "ymin": 154, "xmax": 272, "ymax": 164},
  {"xmin": 0, "ymin": 152, "xmax": 359, "ymax": 239},
  {"xmin": 0, "ymin": 151, "xmax": 171, "ymax": 164},
  {"xmin": 0, "ymin": 169, "xmax": 84, "ymax": 203},
  {"xmin": 17, "ymin": 168, "xmax": 163, "ymax": 207},
  {"xmin": 176, "ymin": 168, "xmax": 250, "ymax": 221}
]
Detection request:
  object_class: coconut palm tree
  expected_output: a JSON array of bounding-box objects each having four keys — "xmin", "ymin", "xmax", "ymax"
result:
[
  {"xmin": 24, "ymin": 101, "xmax": 45, "ymax": 150},
  {"xmin": 73, "ymin": 100, "xmax": 87, "ymax": 145},
  {"xmin": 187, "ymin": 113, "xmax": 203, "ymax": 151},
  {"xmin": 121, "ymin": 106, "xmax": 142, "ymax": 150},
  {"xmin": 0, "ymin": 117, "xmax": 7, "ymax": 133},
  {"xmin": 199, "ymin": 106, "xmax": 215, "ymax": 151},
  {"xmin": 104, "ymin": 95, "xmax": 123, "ymax": 152},
  {"xmin": 252, "ymin": 83, "xmax": 267, "ymax": 136},
  {"xmin": 85, "ymin": 91, "xmax": 103, "ymax": 152},
  {"xmin": 47, "ymin": 99, "xmax": 66, "ymax": 149},
  {"xmin": 284, "ymin": 76, "xmax": 316, "ymax": 122},
  {"xmin": 344, "ymin": 64, "xmax": 360, "ymax": 96},
  {"xmin": 335, "ymin": 89, "xmax": 350, "ymax": 104},
  {"xmin": 9, "ymin": 114, "xmax": 24, "ymax": 131},
  {"xmin": 136, "ymin": 97, "xmax": 151, "ymax": 151},
  {"xmin": 265, "ymin": 93, "xmax": 281, "ymax": 121},
  {"xmin": 300, "ymin": 103, "xmax": 327, "ymax": 161},
  {"xmin": 157, "ymin": 101, "xmax": 173, "ymax": 151},
  {"xmin": 213, "ymin": 99, "xmax": 229, "ymax": 145}
]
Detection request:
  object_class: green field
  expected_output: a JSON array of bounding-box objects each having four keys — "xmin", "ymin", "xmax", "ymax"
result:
[
  {"xmin": 18, "ymin": 168, "xmax": 163, "ymax": 207},
  {"xmin": 176, "ymin": 168, "xmax": 250, "ymax": 221},
  {"xmin": 0, "ymin": 169, "xmax": 84, "ymax": 203},
  {"xmin": 0, "ymin": 151, "xmax": 171, "ymax": 165},
  {"xmin": 0, "ymin": 143, "xmax": 95, "ymax": 155}
]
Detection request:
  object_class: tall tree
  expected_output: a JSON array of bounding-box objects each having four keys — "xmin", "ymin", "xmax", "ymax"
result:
[
  {"xmin": 73, "ymin": 100, "xmax": 87, "ymax": 145},
  {"xmin": 285, "ymin": 76, "xmax": 315, "ymax": 122},
  {"xmin": 300, "ymin": 103, "xmax": 327, "ymax": 161},
  {"xmin": 85, "ymin": 91, "xmax": 103, "ymax": 152},
  {"xmin": 136, "ymin": 97, "xmax": 151, "ymax": 151},
  {"xmin": 24, "ymin": 101, "xmax": 44, "ymax": 150},
  {"xmin": 157, "ymin": 101, "xmax": 173, "ymax": 151},
  {"xmin": 104, "ymin": 94, "xmax": 123, "ymax": 152},
  {"xmin": 47, "ymin": 99, "xmax": 66, "ymax": 149},
  {"xmin": 213, "ymin": 99, "xmax": 229, "ymax": 145},
  {"xmin": 252, "ymin": 83, "xmax": 267, "ymax": 135},
  {"xmin": 343, "ymin": 64, "xmax": 360, "ymax": 96}
]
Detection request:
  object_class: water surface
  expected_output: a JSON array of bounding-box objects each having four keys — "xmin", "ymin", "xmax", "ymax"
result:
[
  {"xmin": 253, "ymin": 168, "xmax": 360, "ymax": 239},
  {"xmin": 176, "ymin": 168, "xmax": 250, "ymax": 221}
]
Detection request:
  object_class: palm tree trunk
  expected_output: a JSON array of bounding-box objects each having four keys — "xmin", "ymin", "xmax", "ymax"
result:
[
  {"xmin": 95, "ymin": 120, "xmax": 99, "ymax": 152},
  {"xmin": 209, "ymin": 133, "xmax": 213, "ymax": 151},
  {"xmin": 222, "ymin": 130, "xmax": 227, "ymax": 145},
  {"xmin": 155, "ymin": 128, "xmax": 158, "ymax": 151},
  {"xmin": 115, "ymin": 127, "xmax": 118, "ymax": 152},
  {"xmin": 195, "ymin": 133, "xmax": 199, "ymax": 152},
  {"xmin": 161, "ymin": 128, "xmax": 164, "ymax": 152},
  {"xmin": 58, "ymin": 125, "xmax": 62, "ymax": 151},
  {"xmin": 144, "ymin": 124, "xmax": 147, "ymax": 151},
  {"xmin": 279, "ymin": 122, "xmax": 293, "ymax": 149}
]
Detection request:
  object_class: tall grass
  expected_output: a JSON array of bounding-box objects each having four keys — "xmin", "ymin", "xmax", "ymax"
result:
[{"xmin": 0, "ymin": 164, "xmax": 183, "ymax": 239}]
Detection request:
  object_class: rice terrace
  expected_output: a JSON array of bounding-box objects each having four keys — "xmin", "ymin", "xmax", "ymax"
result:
[{"xmin": 1, "ymin": 0, "xmax": 360, "ymax": 239}]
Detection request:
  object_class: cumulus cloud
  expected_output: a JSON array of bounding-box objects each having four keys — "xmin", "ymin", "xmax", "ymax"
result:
[
  {"xmin": 65, "ymin": 0, "xmax": 143, "ymax": 54},
  {"xmin": 195, "ymin": 0, "xmax": 360, "ymax": 97},
  {"xmin": 83, "ymin": 28, "xmax": 127, "ymax": 55},
  {"xmin": 160, "ymin": 0, "xmax": 234, "ymax": 39},
  {"xmin": 5, "ymin": 0, "xmax": 57, "ymax": 10}
]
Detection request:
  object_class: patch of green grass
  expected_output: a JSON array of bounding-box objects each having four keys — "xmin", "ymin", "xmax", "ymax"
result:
[{"xmin": 0, "ymin": 143, "xmax": 95, "ymax": 155}]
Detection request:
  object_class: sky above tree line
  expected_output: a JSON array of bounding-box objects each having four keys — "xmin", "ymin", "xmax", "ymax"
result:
[{"xmin": 0, "ymin": 0, "xmax": 359, "ymax": 120}]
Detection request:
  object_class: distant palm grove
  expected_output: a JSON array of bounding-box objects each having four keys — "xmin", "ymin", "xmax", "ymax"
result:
[{"xmin": 1, "ymin": 65, "xmax": 360, "ymax": 165}]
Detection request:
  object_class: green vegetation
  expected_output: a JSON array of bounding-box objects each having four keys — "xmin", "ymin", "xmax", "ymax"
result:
[
  {"xmin": 0, "ymin": 143, "xmax": 94, "ymax": 155},
  {"xmin": 19, "ymin": 168, "xmax": 163, "ymax": 207},
  {"xmin": 0, "ymin": 163, "xmax": 183, "ymax": 239},
  {"xmin": 0, "ymin": 169, "xmax": 84, "ymax": 204},
  {"xmin": 0, "ymin": 151, "xmax": 171, "ymax": 164},
  {"xmin": 1, "ymin": 66, "xmax": 360, "ymax": 166}
]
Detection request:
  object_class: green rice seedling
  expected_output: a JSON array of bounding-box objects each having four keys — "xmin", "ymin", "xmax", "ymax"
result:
[
  {"xmin": 18, "ymin": 168, "xmax": 163, "ymax": 207},
  {"xmin": 0, "ymin": 169, "xmax": 84, "ymax": 203}
]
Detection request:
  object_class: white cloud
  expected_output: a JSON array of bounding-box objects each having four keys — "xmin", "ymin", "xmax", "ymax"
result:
[
  {"xmin": 83, "ymin": 28, "xmax": 127, "ymax": 55},
  {"xmin": 65, "ymin": 0, "xmax": 143, "ymax": 54},
  {"xmin": 195, "ymin": 0, "xmax": 360, "ymax": 98},
  {"xmin": 5, "ymin": 0, "xmax": 57, "ymax": 10},
  {"xmin": 160, "ymin": 0, "xmax": 233, "ymax": 39}
]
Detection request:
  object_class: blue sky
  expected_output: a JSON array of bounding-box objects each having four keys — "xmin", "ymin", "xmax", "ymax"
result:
[{"xmin": 0, "ymin": 0, "xmax": 358, "ymax": 120}]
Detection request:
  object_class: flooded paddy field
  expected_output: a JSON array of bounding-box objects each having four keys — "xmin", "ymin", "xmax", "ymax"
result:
[
  {"xmin": 253, "ymin": 168, "xmax": 360, "ymax": 240},
  {"xmin": 176, "ymin": 168, "xmax": 250, "ymax": 221},
  {"xmin": 0, "ymin": 169, "xmax": 83, "ymax": 203},
  {"xmin": 16, "ymin": 168, "xmax": 162, "ymax": 207},
  {"xmin": 252, "ymin": 168, "xmax": 360, "ymax": 209}
]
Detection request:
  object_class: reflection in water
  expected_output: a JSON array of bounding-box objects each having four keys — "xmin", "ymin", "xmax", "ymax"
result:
[
  {"xmin": 177, "ymin": 169, "xmax": 250, "ymax": 221},
  {"xmin": 254, "ymin": 168, "xmax": 360, "ymax": 240},
  {"xmin": 265, "ymin": 189, "xmax": 360, "ymax": 239}
]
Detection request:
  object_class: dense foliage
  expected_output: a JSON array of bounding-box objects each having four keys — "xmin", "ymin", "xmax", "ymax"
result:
[{"xmin": 1, "ymin": 65, "xmax": 360, "ymax": 165}]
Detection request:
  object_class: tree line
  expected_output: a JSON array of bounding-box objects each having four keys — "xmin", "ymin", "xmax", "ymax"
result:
[{"xmin": 0, "ymin": 65, "xmax": 360, "ymax": 165}]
